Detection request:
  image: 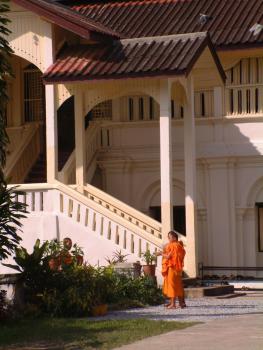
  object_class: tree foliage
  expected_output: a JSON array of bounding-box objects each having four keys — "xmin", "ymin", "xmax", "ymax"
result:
[
  {"xmin": 0, "ymin": 0, "xmax": 27, "ymax": 260},
  {"xmin": 0, "ymin": 0, "xmax": 13, "ymax": 182}
]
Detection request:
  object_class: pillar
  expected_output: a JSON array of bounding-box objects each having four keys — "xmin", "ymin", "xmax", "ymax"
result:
[
  {"xmin": 44, "ymin": 23, "xmax": 58, "ymax": 183},
  {"xmin": 74, "ymin": 88, "xmax": 86, "ymax": 190},
  {"xmin": 46, "ymin": 84, "xmax": 58, "ymax": 183},
  {"xmin": 184, "ymin": 74, "xmax": 198, "ymax": 277},
  {"xmin": 159, "ymin": 79, "xmax": 173, "ymax": 240}
]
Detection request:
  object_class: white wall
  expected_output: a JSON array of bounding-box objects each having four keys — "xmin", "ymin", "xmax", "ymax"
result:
[{"xmin": 97, "ymin": 119, "xmax": 263, "ymax": 273}]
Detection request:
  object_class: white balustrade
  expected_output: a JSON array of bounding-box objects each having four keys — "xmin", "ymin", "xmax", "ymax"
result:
[{"xmin": 11, "ymin": 182, "xmax": 163, "ymax": 258}]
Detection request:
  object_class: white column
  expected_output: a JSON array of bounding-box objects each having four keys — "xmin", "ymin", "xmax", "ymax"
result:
[
  {"xmin": 44, "ymin": 23, "xmax": 57, "ymax": 183},
  {"xmin": 74, "ymin": 88, "xmax": 86, "ymax": 191},
  {"xmin": 184, "ymin": 75, "xmax": 198, "ymax": 277},
  {"xmin": 159, "ymin": 79, "xmax": 173, "ymax": 240},
  {"xmin": 46, "ymin": 84, "xmax": 58, "ymax": 183}
]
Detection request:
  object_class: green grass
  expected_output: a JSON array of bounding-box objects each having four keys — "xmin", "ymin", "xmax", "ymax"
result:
[{"xmin": 0, "ymin": 318, "xmax": 195, "ymax": 349}]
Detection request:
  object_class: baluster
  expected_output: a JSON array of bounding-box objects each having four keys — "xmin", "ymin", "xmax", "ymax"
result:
[
  {"xmin": 133, "ymin": 235, "xmax": 140, "ymax": 257},
  {"xmin": 118, "ymin": 227, "xmax": 126, "ymax": 249},
  {"xmin": 92, "ymin": 212, "xmax": 101, "ymax": 235},
  {"xmin": 94, "ymin": 212, "xmax": 97, "ymax": 231},
  {"xmin": 34, "ymin": 191, "xmax": 41, "ymax": 211},
  {"xmin": 29, "ymin": 192, "xmax": 35, "ymax": 211},
  {"xmin": 79, "ymin": 205, "xmax": 86, "ymax": 226},
  {"xmin": 71, "ymin": 200, "xmax": 78, "ymax": 221}
]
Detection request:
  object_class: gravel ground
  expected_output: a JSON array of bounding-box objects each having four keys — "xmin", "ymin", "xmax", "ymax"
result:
[{"xmin": 90, "ymin": 292, "xmax": 263, "ymax": 323}]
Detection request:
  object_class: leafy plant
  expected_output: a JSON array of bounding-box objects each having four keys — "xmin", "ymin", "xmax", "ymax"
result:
[
  {"xmin": 113, "ymin": 249, "xmax": 129, "ymax": 263},
  {"xmin": 46, "ymin": 239, "xmax": 63, "ymax": 258},
  {"xmin": 3, "ymin": 239, "xmax": 50, "ymax": 303},
  {"xmin": 141, "ymin": 250, "xmax": 157, "ymax": 265},
  {"xmin": 0, "ymin": 0, "xmax": 13, "ymax": 183},
  {"xmin": 105, "ymin": 249, "xmax": 129, "ymax": 265},
  {"xmin": 71, "ymin": 243, "xmax": 84, "ymax": 257},
  {"xmin": 0, "ymin": 1, "xmax": 27, "ymax": 261},
  {"xmin": 0, "ymin": 184, "xmax": 27, "ymax": 260}
]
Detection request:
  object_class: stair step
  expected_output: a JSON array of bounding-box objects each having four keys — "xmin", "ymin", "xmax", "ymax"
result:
[{"xmin": 24, "ymin": 153, "xmax": 47, "ymax": 184}]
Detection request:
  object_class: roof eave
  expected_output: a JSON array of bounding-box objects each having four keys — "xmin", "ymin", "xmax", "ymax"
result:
[
  {"xmin": 42, "ymin": 70, "xmax": 187, "ymax": 85},
  {"xmin": 12, "ymin": 0, "xmax": 120, "ymax": 41}
]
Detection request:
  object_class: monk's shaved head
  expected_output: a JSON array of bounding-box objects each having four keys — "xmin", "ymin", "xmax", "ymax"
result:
[{"xmin": 168, "ymin": 230, "xmax": 178, "ymax": 241}]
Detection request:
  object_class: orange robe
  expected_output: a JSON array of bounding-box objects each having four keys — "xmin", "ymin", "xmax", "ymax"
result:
[{"xmin": 162, "ymin": 241, "xmax": 185, "ymax": 298}]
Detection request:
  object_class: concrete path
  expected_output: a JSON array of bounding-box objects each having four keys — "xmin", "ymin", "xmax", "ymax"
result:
[{"xmin": 114, "ymin": 314, "xmax": 263, "ymax": 350}]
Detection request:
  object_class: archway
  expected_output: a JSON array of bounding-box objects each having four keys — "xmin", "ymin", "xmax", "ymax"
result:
[{"xmin": 5, "ymin": 55, "xmax": 47, "ymax": 183}]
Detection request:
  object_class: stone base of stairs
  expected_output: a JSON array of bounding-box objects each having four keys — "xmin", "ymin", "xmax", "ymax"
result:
[{"xmin": 185, "ymin": 284, "xmax": 234, "ymax": 298}]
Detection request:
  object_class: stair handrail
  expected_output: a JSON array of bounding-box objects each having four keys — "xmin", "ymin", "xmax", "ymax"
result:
[
  {"xmin": 83, "ymin": 183, "xmax": 162, "ymax": 240},
  {"xmin": 4, "ymin": 123, "xmax": 41, "ymax": 183},
  {"xmin": 58, "ymin": 122, "xmax": 101, "ymax": 184},
  {"xmin": 12, "ymin": 182, "xmax": 163, "ymax": 247}
]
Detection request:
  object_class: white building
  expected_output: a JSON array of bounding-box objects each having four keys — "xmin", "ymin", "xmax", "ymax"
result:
[{"xmin": 2, "ymin": 0, "xmax": 263, "ymax": 277}]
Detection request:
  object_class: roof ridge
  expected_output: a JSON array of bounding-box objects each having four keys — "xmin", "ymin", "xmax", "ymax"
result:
[{"xmin": 120, "ymin": 32, "xmax": 208, "ymax": 44}]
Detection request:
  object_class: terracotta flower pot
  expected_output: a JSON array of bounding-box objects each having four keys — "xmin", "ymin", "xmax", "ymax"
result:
[
  {"xmin": 63, "ymin": 237, "xmax": 72, "ymax": 250},
  {"xmin": 48, "ymin": 257, "xmax": 59, "ymax": 271},
  {"xmin": 91, "ymin": 304, "xmax": 108, "ymax": 317},
  {"xmin": 63, "ymin": 253, "xmax": 73, "ymax": 265},
  {"xmin": 76, "ymin": 255, "xmax": 84, "ymax": 266},
  {"xmin": 143, "ymin": 264, "xmax": 156, "ymax": 277}
]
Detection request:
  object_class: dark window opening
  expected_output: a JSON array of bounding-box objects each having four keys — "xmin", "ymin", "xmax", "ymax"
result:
[
  {"xmin": 139, "ymin": 97, "xmax": 144, "ymax": 120},
  {"xmin": 238, "ymin": 90, "xmax": 242, "ymax": 114},
  {"xmin": 149, "ymin": 206, "xmax": 186, "ymax": 236},
  {"xmin": 128, "ymin": 98, "xmax": 134, "ymax": 120},
  {"xmin": 255, "ymin": 88, "xmax": 259, "ymax": 113},
  {"xmin": 180, "ymin": 106, "xmax": 184, "ymax": 119},
  {"xmin": 201, "ymin": 93, "xmax": 205, "ymax": 116},
  {"xmin": 171, "ymin": 100, "xmax": 175, "ymax": 118},
  {"xmin": 149, "ymin": 97, "xmax": 154, "ymax": 120},
  {"xmin": 230, "ymin": 89, "xmax": 234, "ymax": 114}
]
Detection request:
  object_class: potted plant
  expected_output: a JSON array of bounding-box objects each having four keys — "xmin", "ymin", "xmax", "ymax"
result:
[
  {"xmin": 72, "ymin": 243, "xmax": 84, "ymax": 266},
  {"xmin": 47, "ymin": 239, "xmax": 63, "ymax": 271},
  {"xmin": 141, "ymin": 250, "xmax": 157, "ymax": 277}
]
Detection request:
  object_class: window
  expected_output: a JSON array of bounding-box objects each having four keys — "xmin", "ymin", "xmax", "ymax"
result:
[
  {"xmin": 139, "ymin": 97, "xmax": 144, "ymax": 120},
  {"xmin": 201, "ymin": 93, "xmax": 205, "ymax": 117},
  {"xmin": 23, "ymin": 64, "xmax": 45, "ymax": 122},
  {"xmin": 255, "ymin": 88, "xmax": 259, "ymax": 113},
  {"xmin": 149, "ymin": 97, "xmax": 154, "ymax": 120},
  {"xmin": 257, "ymin": 204, "xmax": 263, "ymax": 252},
  {"xmin": 180, "ymin": 106, "xmax": 184, "ymax": 119},
  {"xmin": 237, "ymin": 90, "xmax": 242, "ymax": 114},
  {"xmin": 171, "ymin": 100, "xmax": 175, "ymax": 119},
  {"xmin": 128, "ymin": 98, "xmax": 134, "ymax": 121},
  {"xmin": 230, "ymin": 89, "xmax": 234, "ymax": 114},
  {"xmin": 91, "ymin": 100, "xmax": 112, "ymax": 120}
]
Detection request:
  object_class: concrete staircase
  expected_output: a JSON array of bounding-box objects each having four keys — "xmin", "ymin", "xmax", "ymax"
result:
[{"xmin": 24, "ymin": 153, "xmax": 46, "ymax": 183}]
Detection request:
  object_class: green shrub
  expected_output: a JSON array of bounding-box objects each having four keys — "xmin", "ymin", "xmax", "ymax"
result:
[{"xmin": 5, "ymin": 239, "xmax": 164, "ymax": 317}]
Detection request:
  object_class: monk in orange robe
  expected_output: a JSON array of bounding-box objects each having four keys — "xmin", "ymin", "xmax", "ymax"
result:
[{"xmin": 157, "ymin": 231, "xmax": 186, "ymax": 309}]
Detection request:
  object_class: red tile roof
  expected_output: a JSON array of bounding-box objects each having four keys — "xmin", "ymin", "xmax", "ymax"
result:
[
  {"xmin": 67, "ymin": 0, "xmax": 263, "ymax": 49},
  {"xmin": 13, "ymin": 0, "xmax": 120, "ymax": 40},
  {"xmin": 43, "ymin": 32, "xmax": 225, "ymax": 83}
]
